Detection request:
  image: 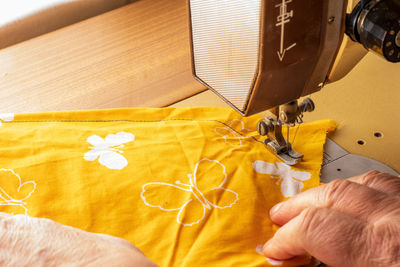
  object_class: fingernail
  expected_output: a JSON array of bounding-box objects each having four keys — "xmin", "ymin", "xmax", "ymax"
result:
[
  {"xmin": 256, "ymin": 244, "xmax": 264, "ymax": 255},
  {"xmin": 270, "ymin": 202, "xmax": 284, "ymax": 216},
  {"xmin": 262, "ymin": 241, "xmax": 284, "ymax": 266},
  {"xmin": 265, "ymin": 257, "xmax": 284, "ymax": 266}
]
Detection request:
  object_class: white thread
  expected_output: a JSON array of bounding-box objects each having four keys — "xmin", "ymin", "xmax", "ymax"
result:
[
  {"xmin": 141, "ymin": 159, "xmax": 239, "ymax": 226},
  {"xmin": 0, "ymin": 169, "xmax": 36, "ymax": 215},
  {"xmin": 141, "ymin": 182, "xmax": 192, "ymax": 211},
  {"xmin": 176, "ymin": 199, "xmax": 206, "ymax": 227},
  {"xmin": 214, "ymin": 119, "xmax": 254, "ymax": 147}
]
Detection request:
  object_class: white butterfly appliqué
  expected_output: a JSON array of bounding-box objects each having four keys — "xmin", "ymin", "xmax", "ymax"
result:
[
  {"xmin": 253, "ymin": 160, "xmax": 311, "ymax": 197},
  {"xmin": 84, "ymin": 132, "xmax": 135, "ymax": 170},
  {"xmin": 141, "ymin": 159, "xmax": 239, "ymax": 226},
  {"xmin": 214, "ymin": 119, "xmax": 253, "ymax": 147}
]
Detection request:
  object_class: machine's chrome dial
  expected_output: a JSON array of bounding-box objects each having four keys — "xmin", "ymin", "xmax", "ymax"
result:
[{"xmin": 346, "ymin": 0, "xmax": 400, "ymax": 62}]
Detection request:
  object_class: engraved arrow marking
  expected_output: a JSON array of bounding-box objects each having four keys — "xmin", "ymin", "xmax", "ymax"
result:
[
  {"xmin": 276, "ymin": 0, "xmax": 296, "ymax": 61},
  {"xmin": 277, "ymin": 43, "xmax": 296, "ymax": 61}
]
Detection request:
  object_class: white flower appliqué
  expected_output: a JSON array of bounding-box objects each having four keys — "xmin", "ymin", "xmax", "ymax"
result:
[
  {"xmin": 0, "ymin": 113, "xmax": 14, "ymax": 126},
  {"xmin": 0, "ymin": 169, "xmax": 36, "ymax": 215},
  {"xmin": 141, "ymin": 159, "xmax": 239, "ymax": 226},
  {"xmin": 214, "ymin": 119, "xmax": 253, "ymax": 147},
  {"xmin": 84, "ymin": 132, "xmax": 135, "ymax": 170},
  {"xmin": 253, "ymin": 161, "xmax": 311, "ymax": 197}
]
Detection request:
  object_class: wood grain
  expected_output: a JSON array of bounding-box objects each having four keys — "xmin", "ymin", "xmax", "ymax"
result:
[{"xmin": 0, "ymin": 0, "xmax": 205, "ymax": 113}]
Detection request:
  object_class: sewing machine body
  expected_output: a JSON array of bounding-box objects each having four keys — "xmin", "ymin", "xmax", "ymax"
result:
[{"xmin": 187, "ymin": 0, "xmax": 400, "ymax": 172}]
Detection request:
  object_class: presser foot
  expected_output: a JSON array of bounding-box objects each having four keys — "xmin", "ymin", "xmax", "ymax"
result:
[
  {"xmin": 257, "ymin": 98, "xmax": 315, "ymax": 166},
  {"xmin": 264, "ymin": 139, "xmax": 304, "ymax": 166}
]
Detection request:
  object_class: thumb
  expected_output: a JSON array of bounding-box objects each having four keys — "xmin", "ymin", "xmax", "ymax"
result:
[{"xmin": 263, "ymin": 207, "xmax": 368, "ymax": 267}]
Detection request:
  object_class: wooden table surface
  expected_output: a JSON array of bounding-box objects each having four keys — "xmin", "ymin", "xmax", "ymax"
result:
[{"xmin": 0, "ymin": 0, "xmax": 204, "ymax": 113}]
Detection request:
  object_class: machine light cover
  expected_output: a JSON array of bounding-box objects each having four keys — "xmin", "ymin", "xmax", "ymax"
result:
[
  {"xmin": 188, "ymin": 0, "xmax": 347, "ymax": 115},
  {"xmin": 189, "ymin": 0, "xmax": 262, "ymax": 111}
]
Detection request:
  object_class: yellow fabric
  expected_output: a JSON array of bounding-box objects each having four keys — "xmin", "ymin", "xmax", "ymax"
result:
[{"xmin": 0, "ymin": 107, "xmax": 335, "ymax": 266}]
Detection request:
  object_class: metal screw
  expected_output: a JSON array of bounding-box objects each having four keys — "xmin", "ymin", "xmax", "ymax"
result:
[{"xmin": 328, "ymin": 16, "xmax": 335, "ymax": 24}]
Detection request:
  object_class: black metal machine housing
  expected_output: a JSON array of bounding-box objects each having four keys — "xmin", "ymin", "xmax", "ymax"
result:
[{"xmin": 346, "ymin": 0, "xmax": 400, "ymax": 62}]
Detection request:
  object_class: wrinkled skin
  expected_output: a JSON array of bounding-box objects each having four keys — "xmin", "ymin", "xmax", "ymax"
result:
[
  {"xmin": 0, "ymin": 214, "xmax": 157, "ymax": 267},
  {"xmin": 263, "ymin": 171, "xmax": 400, "ymax": 267}
]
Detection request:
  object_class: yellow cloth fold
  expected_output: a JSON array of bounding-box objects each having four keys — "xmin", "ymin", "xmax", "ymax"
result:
[{"xmin": 0, "ymin": 107, "xmax": 335, "ymax": 266}]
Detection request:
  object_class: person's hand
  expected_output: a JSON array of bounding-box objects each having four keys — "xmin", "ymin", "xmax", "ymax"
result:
[
  {"xmin": 262, "ymin": 170, "xmax": 400, "ymax": 267},
  {"xmin": 0, "ymin": 214, "xmax": 157, "ymax": 267}
]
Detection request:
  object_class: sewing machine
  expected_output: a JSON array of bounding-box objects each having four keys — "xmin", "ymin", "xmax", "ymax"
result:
[{"xmin": 187, "ymin": 0, "xmax": 400, "ymax": 179}]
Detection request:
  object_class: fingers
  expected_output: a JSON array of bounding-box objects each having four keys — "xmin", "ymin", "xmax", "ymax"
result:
[
  {"xmin": 266, "ymin": 171, "xmax": 400, "ymax": 266},
  {"xmin": 348, "ymin": 170, "xmax": 400, "ymax": 195},
  {"xmin": 263, "ymin": 207, "xmax": 368, "ymax": 267},
  {"xmin": 270, "ymin": 179, "xmax": 389, "ymax": 226}
]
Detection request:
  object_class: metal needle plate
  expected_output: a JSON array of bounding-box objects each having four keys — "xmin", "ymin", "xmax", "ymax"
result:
[{"xmin": 321, "ymin": 138, "xmax": 399, "ymax": 183}]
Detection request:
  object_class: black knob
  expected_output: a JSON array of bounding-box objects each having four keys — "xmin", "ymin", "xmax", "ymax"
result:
[
  {"xmin": 346, "ymin": 0, "xmax": 400, "ymax": 63},
  {"xmin": 257, "ymin": 121, "xmax": 269, "ymax": 136}
]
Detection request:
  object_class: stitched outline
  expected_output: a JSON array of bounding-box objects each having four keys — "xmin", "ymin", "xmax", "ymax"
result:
[
  {"xmin": 0, "ymin": 169, "xmax": 36, "ymax": 215},
  {"xmin": 214, "ymin": 119, "xmax": 255, "ymax": 147},
  {"xmin": 2, "ymin": 118, "xmax": 265, "ymax": 145},
  {"xmin": 140, "ymin": 159, "xmax": 239, "ymax": 227}
]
